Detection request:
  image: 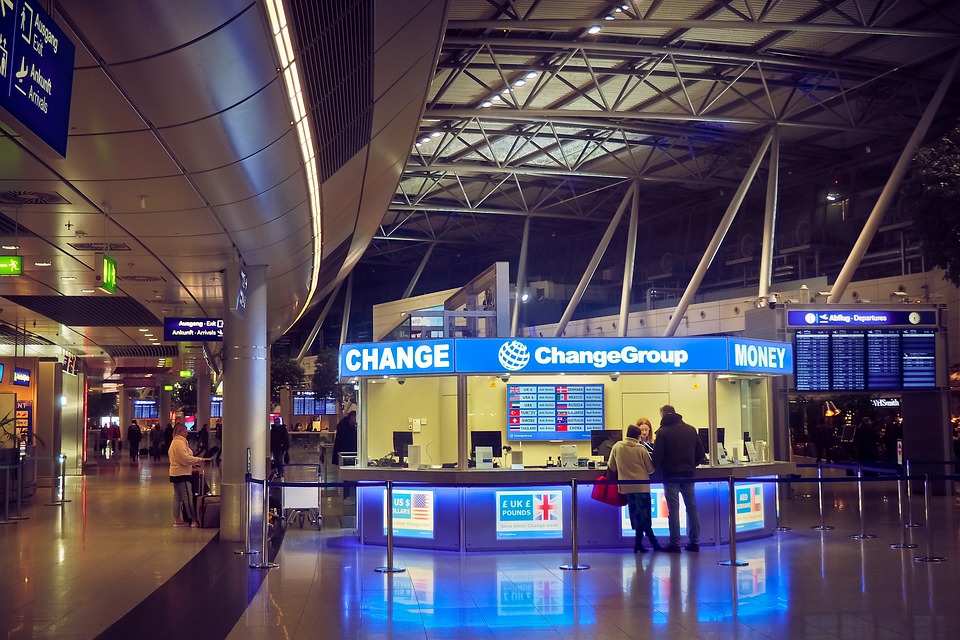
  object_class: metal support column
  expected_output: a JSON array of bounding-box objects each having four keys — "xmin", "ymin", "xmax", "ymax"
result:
[
  {"xmin": 402, "ymin": 244, "xmax": 435, "ymax": 300},
  {"xmin": 618, "ymin": 182, "xmax": 640, "ymax": 337},
  {"xmin": 758, "ymin": 127, "xmax": 780, "ymax": 298},
  {"xmin": 511, "ymin": 217, "xmax": 531, "ymax": 338},
  {"xmin": 296, "ymin": 281, "xmax": 343, "ymax": 363},
  {"xmin": 828, "ymin": 51, "xmax": 960, "ymax": 303},
  {"xmin": 555, "ymin": 182, "xmax": 636, "ymax": 337},
  {"xmin": 339, "ymin": 271, "xmax": 354, "ymax": 348},
  {"xmin": 664, "ymin": 130, "xmax": 774, "ymax": 336}
]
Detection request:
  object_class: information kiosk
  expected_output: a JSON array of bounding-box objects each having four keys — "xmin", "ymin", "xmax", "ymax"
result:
[{"xmin": 339, "ymin": 336, "xmax": 795, "ymax": 551}]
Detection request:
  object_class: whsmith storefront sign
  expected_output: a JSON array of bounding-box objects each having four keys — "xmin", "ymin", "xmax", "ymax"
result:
[{"xmin": 339, "ymin": 337, "xmax": 792, "ymax": 378}]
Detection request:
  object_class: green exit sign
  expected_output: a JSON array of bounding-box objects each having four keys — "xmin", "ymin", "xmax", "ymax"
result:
[
  {"xmin": 97, "ymin": 253, "xmax": 117, "ymax": 293},
  {"xmin": 0, "ymin": 256, "xmax": 23, "ymax": 276},
  {"xmin": 179, "ymin": 370, "xmax": 193, "ymax": 378},
  {"xmin": 163, "ymin": 385, "xmax": 174, "ymax": 391}
]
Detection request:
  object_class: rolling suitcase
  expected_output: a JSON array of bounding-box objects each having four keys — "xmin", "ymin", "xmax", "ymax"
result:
[{"xmin": 193, "ymin": 461, "xmax": 221, "ymax": 528}]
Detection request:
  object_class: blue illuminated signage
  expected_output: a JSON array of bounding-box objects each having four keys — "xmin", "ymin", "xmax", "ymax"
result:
[
  {"xmin": 787, "ymin": 309, "xmax": 936, "ymax": 327},
  {"xmin": 339, "ymin": 337, "xmax": 792, "ymax": 377},
  {"xmin": 495, "ymin": 490, "xmax": 563, "ymax": 539},
  {"xmin": 728, "ymin": 338, "xmax": 792, "ymax": 374},
  {"xmin": 0, "ymin": 0, "xmax": 76, "ymax": 156},
  {"xmin": 12, "ymin": 367, "xmax": 30, "ymax": 386},
  {"xmin": 163, "ymin": 318, "xmax": 223, "ymax": 342},
  {"xmin": 383, "ymin": 489, "xmax": 435, "ymax": 539},
  {"xmin": 339, "ymin": 340, "xmax": 454, "ymax": 377}
]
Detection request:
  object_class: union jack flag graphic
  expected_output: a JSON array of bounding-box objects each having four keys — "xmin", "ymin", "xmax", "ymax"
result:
[{"xmin": 534, "ymin": 493, "xmax": 558, "ymax": 520}]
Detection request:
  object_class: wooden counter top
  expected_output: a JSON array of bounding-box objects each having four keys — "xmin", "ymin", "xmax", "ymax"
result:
[{"xmin": 339, "ymin": 461, "xmax": 796, "ymax": 485}]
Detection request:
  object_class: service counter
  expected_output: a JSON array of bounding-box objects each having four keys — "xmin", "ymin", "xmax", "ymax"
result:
[{"xmin": 342, "ymin": 462, "xmax": 795, "ymax": 552}]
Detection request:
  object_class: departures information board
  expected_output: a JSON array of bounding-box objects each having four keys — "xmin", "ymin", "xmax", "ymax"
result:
[
  {"xmin": 794, "ymin": 328, "xmax": 937, "ymax": 391},
  {"xmin": 506, "ymin": 384, "xmax": 604, "ymax": 441}
]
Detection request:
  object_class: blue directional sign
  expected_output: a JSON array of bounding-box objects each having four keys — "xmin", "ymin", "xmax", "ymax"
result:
[
  {"xmin": 786, "ymin": 309, "xmax": 937, "ymax": 327},
  {"xmin": 163, "ymin": 318, "xmax": 223, "ymax": 342},
  {"xmin": 0, "ymin": 0, "xmax": 75, "ymax": 156}
]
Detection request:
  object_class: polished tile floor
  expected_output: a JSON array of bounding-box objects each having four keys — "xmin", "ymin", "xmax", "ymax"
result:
[{"xmin": 2, "ymin": 459, "xmax": 959, "ymax": 639}]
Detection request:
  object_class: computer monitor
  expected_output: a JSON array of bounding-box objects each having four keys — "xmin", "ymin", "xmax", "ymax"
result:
[
  {"xmin": 698, "ymin": 428, "xmax": 727, "ymax": 452},
  {"xmin": 393, "ymin": 431, "xmax": 414, "ymax": 463},
  {"xmin": 591, "ymin": 430, "xmax": 622, "ymax": 456},
  {"xmin": 470, "ymin": 430, "xmax": 503, "ymax": 458}
]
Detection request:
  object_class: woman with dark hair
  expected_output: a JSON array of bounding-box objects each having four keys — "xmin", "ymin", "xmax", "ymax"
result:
[{"xmin": 608, "ymin": 424, "xmax": 661, "ymax": 553}]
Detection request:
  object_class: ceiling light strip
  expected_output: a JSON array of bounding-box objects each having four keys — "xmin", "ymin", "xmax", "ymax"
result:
[{"xmin": 266, "ymin": 0, "xmax": 322, "ymax": 324}]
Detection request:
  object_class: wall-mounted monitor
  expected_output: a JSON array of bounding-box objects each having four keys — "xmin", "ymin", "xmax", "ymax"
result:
[
  {"xmin": 292, "ymin": 390, "xmax": 337, "ymax": 416},
  {"xmin": 506, "ymin": 383, "xmax": 604, "ymax": 441},
  {"xmin": 133, "ymin": 399, "xmax": 159, "ymax": 420},
  {"xmin": 794, "ymin": 328, "xmax": 937, "ymax": 391},
  {"xmin": 471, "ymin": 430, "xmax": 503, "ymax": 458},
  {"xmin": 211, "ymin": 396, "xmax": 223, "ymax": 418}
]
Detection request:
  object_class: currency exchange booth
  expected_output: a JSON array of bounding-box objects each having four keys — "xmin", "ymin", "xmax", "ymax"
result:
[{"xmin": 339, "ymin": 336, "xmax": 795, "ymax": 552}]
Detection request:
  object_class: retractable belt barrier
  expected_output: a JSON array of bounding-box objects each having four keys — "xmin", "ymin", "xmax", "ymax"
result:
[{"xmin": 236, "ymin": 470, "xmax": 960, "ymax": 573}]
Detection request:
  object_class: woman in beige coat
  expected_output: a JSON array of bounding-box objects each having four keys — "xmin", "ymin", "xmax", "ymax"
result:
[{"xmin": 608, "ymin": 424, "xmax": 662, "ymax": 552}]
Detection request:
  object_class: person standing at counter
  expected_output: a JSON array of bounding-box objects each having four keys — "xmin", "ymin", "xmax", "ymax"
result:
[
  {"xmin": 636, "ymin": 417, "xmax": 655, "ymax": 454},
  {"xmin": 652, "ymin": 405, "xmax": 706, "ymax": 553},
  {"xmin": 609, "ymin": 424, "xmax": 661, "ymax": 553},
  {"xmin": 333, "ymin": 405, "xmax": 358, "ymax": 503},
  {"xmin": 168, "ymin": 423, "xmax": 209, "ymax": 527}
]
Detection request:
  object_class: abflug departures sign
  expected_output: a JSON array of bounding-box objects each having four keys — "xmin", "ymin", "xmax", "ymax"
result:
[
  {"xmin": 339, "ymin": 337, "xmax": 792, "ymax": 378},
  {"xmin": 163, "ymin": 318, "xmax": 224, "ymax": 342},
  {"xmin": 787, "ymin": 309, "xmax": 937, "ymax": 327},
  {"xmin": 0, "ymin": 0, "xmax": 75, "ymax": 156}
]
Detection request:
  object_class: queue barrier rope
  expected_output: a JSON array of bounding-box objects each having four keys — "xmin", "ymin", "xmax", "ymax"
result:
[{"xmin": 236, "ymin": 469, "xmax": 960, "ymax": 573}]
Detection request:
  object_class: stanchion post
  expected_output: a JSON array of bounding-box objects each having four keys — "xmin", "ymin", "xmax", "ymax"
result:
[
  {"xmin": 773, "ymin": 476, "xmax": 790, "ymax": 532},
  {"xmin": 376, "ymin": 481, "xmax": 406, "ymax": 573},
  {"xmin": 251, "ymin": 475, "xmax": 279, "ymax": 569},
  {"xmin": 891, "ymin": 471, "xmax": 917, "ymax": 549},
  {"xmin": 235, "ymin": 473, "xmax": 259, "ymax": 556},
  {"xmin": 915, "ymin": 474, "xmax": 945, "ymax": 563},
  {"xmin": 561, "ymin": 478, "xmax": 590, "ymax": 571},
  {"xmin": 904, "ymin": 460, "xmax": 920, "ymax": 528},
  {"xmin": 13, "ymin": 456, "xmax": 27, "ymax": 521},
  {"xmin": 0, "ymin": 465, "xmax": 16, "ymax": 526},
  {"xmin": 811, "ymin": 463, "xmax": 833, "ymax": 531},
  {"xmin": 45, "ymin": 454, "xmax": 71, "ymax": 506},
  {"xmin": 850, "ymin": 465, "xmax": 876, "ymax": 540},
  {"xmin": 719, "ymin": 476, "xmax": 748, "ymax": 567}
]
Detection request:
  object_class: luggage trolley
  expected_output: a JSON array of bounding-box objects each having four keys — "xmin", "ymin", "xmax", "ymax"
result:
[{"xmin": 282, "ymin": 463, "xmax": 323, "ymax": 529}]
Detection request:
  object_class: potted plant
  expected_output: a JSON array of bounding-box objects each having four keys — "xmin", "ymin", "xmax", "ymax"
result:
[{"xmin": 0, "ymin": 411, "xmax": 18, "ymax": 466}]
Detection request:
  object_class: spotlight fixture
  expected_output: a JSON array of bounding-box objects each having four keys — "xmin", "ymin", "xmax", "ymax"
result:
[{"xmin": 587, "ymin": 24, "xmax": 601, "ymax": 34}]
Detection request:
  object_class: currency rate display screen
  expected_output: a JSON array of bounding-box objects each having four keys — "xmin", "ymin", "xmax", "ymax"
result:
[{"xmin": 506, "ymin": 384, "xmax": 604, "ymax": 441}]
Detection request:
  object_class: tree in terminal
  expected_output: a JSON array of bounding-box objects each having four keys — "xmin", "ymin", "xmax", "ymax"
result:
[
  {"xmin": 310, "ymin": 347, "xmax": 355, "ymax": 412},
  {"xmin": 901, "ymin": 124, "xmax": 960, "ymax": 287},
  {"xmin": 271, "ymin": 357, "xmax": 304, "ymax": 407}
]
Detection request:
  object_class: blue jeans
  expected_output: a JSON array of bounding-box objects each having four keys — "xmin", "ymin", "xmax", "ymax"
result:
[
  {"xmin": 664, "ymin": 480, "xmax": 700, "ymax": 546},
  {"xmin": 173, "ymin": 480, "xmax": 195, "ymax": 523}
]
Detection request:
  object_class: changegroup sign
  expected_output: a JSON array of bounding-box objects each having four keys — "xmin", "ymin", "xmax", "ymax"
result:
[{"xmin": 339, "ymin": 337, "xmax": 792, "ymax": 377}]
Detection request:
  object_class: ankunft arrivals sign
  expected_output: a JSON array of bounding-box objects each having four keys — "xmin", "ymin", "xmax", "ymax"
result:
[
  {"xmin": 0, "ymin": 0, "xmax": 76, "ymax": 156},
  {"xmin": 339, "ymin": 337, "xmax": 792, "ymax": 378},
  {"xmin": 164, "ymin": 318, "xmax": 224, "ymax": 342}
]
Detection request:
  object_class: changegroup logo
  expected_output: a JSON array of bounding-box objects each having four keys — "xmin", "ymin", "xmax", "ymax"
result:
[{"xmin": 497, "ymin": 340, "xmax": 531, "ymax": 371}]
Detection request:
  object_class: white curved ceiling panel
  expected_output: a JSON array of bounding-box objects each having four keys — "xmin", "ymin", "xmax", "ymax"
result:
[
  {"xmin": 60, "ymin": 0, "xmax": 256, "ymax": 64},
  {"xmin": 159, "ymin": 82, "xmax": 292, "ymax": 173},
  {"xmin": 105, "ymin": 11, "xmax": 279, "ymax": 128},
  {"xmin": 68, "ymin": 68, "xmax": 149, "ymax": 136},
  {"xmin": 189, "ymin": 130, "xmax": 304, "ymax": 205},
  {"xmin": 212, "ymin": 173, "xmax": 308, "ymax": 234},
  {"xmin": 47, "ymin": 132, "xmax": 180, "ymax": 182}
]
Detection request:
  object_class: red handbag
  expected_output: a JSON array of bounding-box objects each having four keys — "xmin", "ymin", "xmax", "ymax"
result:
[{"xmin": 591, "ymin": 475, "xmax": 627, "ymax": 507}]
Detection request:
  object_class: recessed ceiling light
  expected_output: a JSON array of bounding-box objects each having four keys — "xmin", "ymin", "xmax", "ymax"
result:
[
  {"xmin": 1, "ymin": 245, "xmax": 18, "ymax": 250},
  {"xmin": 481, "ymin": 100, "xmax": 492, "ymax": 108},
  {"xmin": 139, "ymin": 328, "xmax": 149, "ymax": 332},
  {"xmin": 587, "ymin": 25, "xmax": 601, "ymax": 34},
  {"xmin": 35, "ymin": 262, "xmax": 52, "ymax": 267},
  {"xmin": 61, "ymin": 276, "xmax": 76, "ymax": 281},
  {"xmin": 526, "ymin": 71, "xmax": 538, "ymax": 79},
  {"xmin": 81, "ymin": 289, "xmax": 95, "ymax": 293},
  {"xmin": 430, "ymin": 131, "xmax": 441, "ymax": 138}
]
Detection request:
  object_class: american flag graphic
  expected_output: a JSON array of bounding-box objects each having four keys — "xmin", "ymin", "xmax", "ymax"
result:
[
  {"xmin": 534, "ymin": 493, "xmax": 558, "ymax": 521},
  {"xmin": 412, "ymin": 492, "xmax": 431, "ymax": 520}
]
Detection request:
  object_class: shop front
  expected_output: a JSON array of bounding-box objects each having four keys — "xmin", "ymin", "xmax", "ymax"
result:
[{"xmin": 339, "ymin": 336, "xmax": 794, "ymax": 551}]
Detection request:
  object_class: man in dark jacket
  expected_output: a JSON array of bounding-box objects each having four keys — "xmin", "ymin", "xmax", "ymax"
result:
[{"xmin": 652, "ymin": 405, "xmax": 706, "ymax": 553}]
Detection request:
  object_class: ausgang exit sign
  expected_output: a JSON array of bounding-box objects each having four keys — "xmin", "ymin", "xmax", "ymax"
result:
[
  {"xmin": 0, "ymin": 255, "xmax": 23, "ymax": 276},
  {"xmin": 96, "ymin": 253, "xmax": 116, "ymax": 293}
]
